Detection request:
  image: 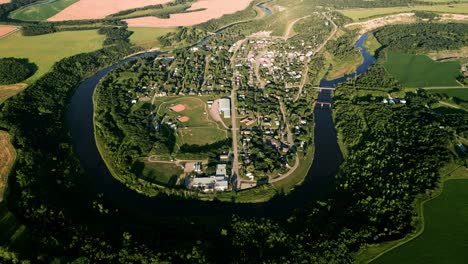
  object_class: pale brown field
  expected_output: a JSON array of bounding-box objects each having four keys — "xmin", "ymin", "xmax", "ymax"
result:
[
  {"xmin": 170, "ymin": 104, "xmax": 186, "ymax": 112},
  {"xmin": 125, "ymin": 0, "xmax": 253, "ymax": 27},
  {"xmin": 0, "ymin": 25, "xmax": 17, "ymax": 38},
  {"xmin": 0, "ymin": 83, "xmax": 27, "ymax": 103},
  {"xmin": 0, "ymin": 0, "xmax": 11, "ymax": 4},
  {"xmin": 48, "ymin": 0, "xmax": 172, "ymax": 21},
  {"xmin": 0, "ymin": 131, "xmax": 16, "ymax": 201}
]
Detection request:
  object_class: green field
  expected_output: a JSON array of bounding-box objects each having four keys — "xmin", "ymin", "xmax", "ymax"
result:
[
  {"xmin": 339, "ymin": 3, "xmax": 468, "ymax": 21},
  {"xmin": 427, "ymin": 88, "xmax": 468, "ymax": 101},
  {"xmin": 9, "ymin": 0, "xmax": 78, "ymax": 21},
  {"xmin": 137, "ymin": 162, "xmax": 183, "ymax": 186},
  {"xmin": 383, "ymin": 51, "xmax": 462, "ymax": 87},
  {"xmin": 373, "ymin": 179, "xmax": 468, "ymax": 264},
  {"xmin": 154, "ymin": 97, "xmax": 228, "ymax": 146},
  {"xmin": 129, "ymin": 27, "xmax": 177, "ymax": 49},
  {"xmin": 0, "ymin": 30, "xmax": 105, "ymax": 83}
]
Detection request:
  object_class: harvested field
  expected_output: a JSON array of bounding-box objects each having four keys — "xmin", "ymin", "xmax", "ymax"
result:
[
  {"xmin": 0, "ymin": 83, "xmax": 27, "ymax": 103},
  {"xmin": 0, "ymin": 0, "xmax": 11, "ymax": 4},
  {"xmin": 125, "ymin": 0, "xmax": 253, "ymax": 27},
  {"xmin": 178, "ymin": 116, "xmax": 190, "ymax": 123},
  {"xmin": 170, "ymin": 104, "xmax": 186, "ymax": 112},
  {"xmin": 0, "ymin": 131, "xmax": 16, "ymax": 201},
  {"xmin": 48, "ymin": 0, "xmax": 172, "ymax": 21},
  {"xmin": 345, "ymin": 13, "xmax": 416, "ymax": 35},
  {"xmin": 0, "ymin": 26, "xmax": 17, "ymax": 38}
]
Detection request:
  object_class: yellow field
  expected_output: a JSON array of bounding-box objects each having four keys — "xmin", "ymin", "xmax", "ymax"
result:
[
  {"xmin": 0, "ymin": 30, "xmax": 105, "ymax": 83},
  {"xmin": 0, "ymin": 131, "xmax": 16, "ymax": 201},
  {"xmin": 129, "ymin": 27, "xmax": 176, "ymax": 49},
  {"xmin": 339, "ymin": 3, "xmax": 468, "ymax": 21},
  {"xmin": 0, "ymin": 83, "xmax": 27, "ymax": 103}
]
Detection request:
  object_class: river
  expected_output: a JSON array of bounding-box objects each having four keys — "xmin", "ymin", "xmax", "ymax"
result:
[
  {"xmin": 67, "ymin": 10, "xmax": 377, "ymax": 219},
  {"xmin": 319, "ymin": 33, "xmax": 376, "ymax": 87}
]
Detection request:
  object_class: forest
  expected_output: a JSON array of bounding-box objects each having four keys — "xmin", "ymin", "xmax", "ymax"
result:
[
  {"xmin": 0, "ymin": 0, "xmax": 467, "ymax": 262},
  {"xmin": 0, "ymin": 58, "xmax": 36, "ymax": 84},
  {"xmin": 374, "ymin": 23, "xmax": 468, "ymax": 53}
]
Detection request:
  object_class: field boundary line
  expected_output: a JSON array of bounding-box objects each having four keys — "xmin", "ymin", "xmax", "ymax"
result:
[
  {"xmin": 0, "ymin": 26, "xmax": 19, "ymax": 40},
  {"xmin": 366, "ymin": 167, "xmax": 468, "ymax": 263}
]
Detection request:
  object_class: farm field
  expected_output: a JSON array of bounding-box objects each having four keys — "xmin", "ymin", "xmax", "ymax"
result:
[
  {"xmin": 427, "ymin": 88, "xmax": 468, "ymax": 101},
  {"xmin": 48, "ymin": 0, "xmax": 172, "ymax": 21},
  {"xmin": 125, "ymin": 0, "xmax": 254, "ymax": 27},
  {"xmin": 0, "ymin": 30, "xmax": 105, "ymax": 83},
  {"xmin": 0, "ymin": 0, "xmax": 11, "ymax": 4},
  {"xmin": 0, "ymin": 83, "xmax": 28, "ymax": 103},
  {"xmin": 137, "ymin": 161, "xmax": 183, "ymax": 186},
  {"xmin": 9, "ymin": 0, "xmax": 78, "ymax": 21},
  {"xmin": 0, "ymin": 131, "xmax": 16, "ymax": 201},
  {"xmin": 129, "ymin": 27, "xmax": 176, "ymax": 49},
  {"xmin": 0, "ymin": 25, "xmax": 17, "ymax": 38},
  {"xmin": 154, "ymin": 97, "xmax": 228, "ymax": 146},
  {"xmin": 339, "ymin": 3, "xmax": 468, "ymax": 21},
  {"xmin": 373, "ymin": 179, "xmax": 468, "ymax": 264},
  {"xmin": 383, "ymin": 51, "xmax": 462, "ymax": 87}
]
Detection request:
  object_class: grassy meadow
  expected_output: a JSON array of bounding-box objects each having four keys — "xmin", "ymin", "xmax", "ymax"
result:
[
  {"xmin": 9, "ymin": 0, "xmax": 78, "ymax": 21},
  {"xmin": 427, "ymin": 88, "xmax": 468, "ymax": 101},
  {"xmin": 383, "ymin": 51, "xmax": 462, "ymax": 87},
  {"xmin": 129, "ymin": 27, "xmax": 177, "ymax": 50},
  {"xmin": 339, "ymin": 3, "xmax": 468, "ymax": 21},
  {"xmin": 0, "ymin": 30, "xmax": 105, "ymax": 83},
  {"xmin": 373, "ymin": 179, "xmax": 468, "ymax": 264}
]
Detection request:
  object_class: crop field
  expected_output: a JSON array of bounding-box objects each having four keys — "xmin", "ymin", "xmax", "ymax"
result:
[
  {"xmin": 138, "ymin": 161, "xmax": 183, "ymax": 186},
  {"xmin": 129, "ymin": 27, "xmax": 176, "ymax": 49},
  {"xmin": 9, "ymin": 0, "xmax": 78, "ymax": 21},
  {"xmin": 154, "ymin": 97, "xmax": 228, "ymax": 146},
  {"xmin": 383, "ymin": 51, "xmax": 462, "ymax": 87},
  {"xmin": 427, "ymin": 88, "xmax": 468, "ymax": 101},
  {"xmin": 339, "ymin": 3, "xmax": 468, "ymax": 21},
  {"xmin": 373, "ymin": 179, "xmax": 468, "ymax": 264},
  {"xmin": 0, "ymin": 83, "xmax": 28, "ymax": 103},
  {"xmin": 0, "ymin": 30, "xmax": 105, "ymax": 83},
  {"xmin": 0, "ymin": 131, "xmax": 16, "ymax": 201}
]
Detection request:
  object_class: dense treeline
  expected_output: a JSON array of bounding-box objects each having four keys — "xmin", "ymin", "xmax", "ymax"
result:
[
  {"xmin": 0, "ymin": 0, "xmax": 40, "ymax": 19},
  {"xmin": 0, "ymin": 58, "xmax": 36, "ymax": 84},
  {"xmin": 338, "ymin": 64, "xmax": 402, "ymax": 92},
  {"xmin": 374, "ymin": 23, "xmax": 468, "ymax": 53}
]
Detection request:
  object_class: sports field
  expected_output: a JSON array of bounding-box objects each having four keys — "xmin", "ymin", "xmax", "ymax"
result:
[
  {"xmin": 373, "ymin": 179, "xmax": 468, "ymax": 264},
  {"xmin": 383, "ymin": 51, "xmax": 462, "ymax": 87},
  {"xmin": 339, "ymin": 3, "xmax": 468, "ymax": 21},
  {"xmin": 9, "ymin": 0, "xmax": 78, "ymax": 21},
  {"xmin": 0, "ymin": 30, "xmax": 105, "ymax": 83},
  {"xmin": 138, "ymin": 162, "xmax": 183, "ymax": 186},
  {"xmin": 154, "ymin": 97, "xmax": 228, "ymax": 146}
]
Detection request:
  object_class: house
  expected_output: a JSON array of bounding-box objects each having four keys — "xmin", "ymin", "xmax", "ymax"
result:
[
  {"xmin": 219, "ymin": 98, "xmax": 231, "ymax": 118},
  {"xmin": 216, "ymin": 164, "xmax": 227, "ymax": 177},
  {"xmin": 457, "ymin": 143, "xmax": 467, "ymax": 152},
  {"xmin": 219, "ymin": 154, "xmax": 230, "ymax": 161}
]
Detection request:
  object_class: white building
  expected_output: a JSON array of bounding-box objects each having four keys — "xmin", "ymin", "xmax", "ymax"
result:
[
  {"xmin": 216, "ymin": 164, "xmax": 227, "ymax": 177},
  {"xmin": 188, "ymin": 176, "xmax": 228, "ymax": 192},
  {"xmin": 219, "ymin": 98, "xmax": 231, "ymax": 118}
]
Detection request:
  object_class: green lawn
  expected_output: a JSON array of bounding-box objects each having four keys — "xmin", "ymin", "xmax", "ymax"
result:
[
  {"xmin": 0, "ymin": 30, "xmax": 105, "ymax": 83},
  {"xmin": 129, "ymin": 27, "xmax": 176, "ymax": 49},
  {"xmin": 383, "ymin": 51, "xmax": 462, "ymax": 87},
  {"xmin": 339, "ymin": 3, "xmax": 468, "ymax": 21},
  {"xmin": 138, "ymin": 162, "xmax": 183, "ymax": 187},
  {"xmin": 427, "ymin": 88, "xmax": 468, "ymax": 101},
  {"xmin": 373, "ymin": 179, "xmax": 468, "ymax": 264},
  {"xmin": 9, "ymin": 0, "xmax": 78, "ymax": 21}
]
